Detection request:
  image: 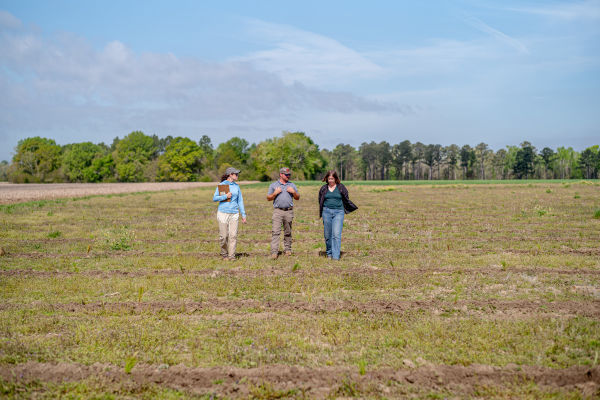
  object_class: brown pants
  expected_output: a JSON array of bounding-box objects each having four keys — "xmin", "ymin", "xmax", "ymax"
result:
[
  {"xmin": 271, "ymin": 208, "xmax": 293, "ymax": 254},
  {"xmin": 217, "ymin": 211, "xmax": 239, "ymax": 258}
]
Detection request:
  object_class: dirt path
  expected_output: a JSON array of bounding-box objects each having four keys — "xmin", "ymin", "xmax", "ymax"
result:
[
  {"xmin": 1, "ymin": 362, "xmax": 598, "ymax": 398},
  {"xmin": 0, "ymin": 181, "xmax": 258, "ymax": 204}
]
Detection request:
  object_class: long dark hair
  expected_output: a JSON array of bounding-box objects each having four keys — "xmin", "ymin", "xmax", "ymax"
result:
[
  {"xmin": 220, "ymin": 173, "xmax": 230, "ymax": 182},
  {"xmin": 322, "ymin": 170, "xmax": 340, "ymax": 184}
]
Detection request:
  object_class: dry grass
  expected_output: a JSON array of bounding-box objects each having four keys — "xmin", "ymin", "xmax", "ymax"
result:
[{"xmin": 1, "ymin": 180, "xmax": 599, "ymax": 398}]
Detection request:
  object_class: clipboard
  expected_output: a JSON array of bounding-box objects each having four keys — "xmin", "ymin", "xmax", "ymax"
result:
[{"xmin": 218, "ymin": 184, "xmax": 231, "ymax": 202}]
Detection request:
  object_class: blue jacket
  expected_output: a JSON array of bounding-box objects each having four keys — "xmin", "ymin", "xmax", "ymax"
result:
[{"xmin": 213, "ymin": 180, "xmax": 246, "ymax": 218}]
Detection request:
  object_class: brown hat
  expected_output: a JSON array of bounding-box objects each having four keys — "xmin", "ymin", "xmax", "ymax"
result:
[{"xmin": 279, "ymin": 167, "xmax": 291, "ymax": 174}]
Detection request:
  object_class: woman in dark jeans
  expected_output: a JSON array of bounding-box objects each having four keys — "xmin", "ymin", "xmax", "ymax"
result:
[{"xmin": 318, "ymin": 170, "xmax": 358, "ymax": 260}]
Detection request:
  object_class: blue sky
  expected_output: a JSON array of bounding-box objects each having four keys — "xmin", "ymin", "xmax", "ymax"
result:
[{"xmin": 1, "ymin": 0, "xmax": 599, "ymax": 161}]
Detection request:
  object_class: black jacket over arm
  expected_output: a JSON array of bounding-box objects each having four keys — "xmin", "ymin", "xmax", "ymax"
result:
[{"xmin": 318, "ymin": 183, "xmax": 358, "ymax": 218}]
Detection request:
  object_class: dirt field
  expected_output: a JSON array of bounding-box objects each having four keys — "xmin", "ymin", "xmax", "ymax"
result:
[
  {"xmin": 1, "ymin": 181, "xmax": 599, "ymax": 398},
  {"xmin": 0, "ymin": 182, "xmax": 259, "ymax": 204}
]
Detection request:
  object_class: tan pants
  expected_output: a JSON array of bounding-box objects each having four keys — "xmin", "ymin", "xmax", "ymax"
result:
[
  {"xmin": 217, "ymin": 211, "xmax": 239, "ymax": 258},
  {"xmin": 271, "ymin": 208, "xmax": 293, "ymax": 254}
]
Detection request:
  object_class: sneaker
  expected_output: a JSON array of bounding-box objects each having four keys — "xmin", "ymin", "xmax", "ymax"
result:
[
  {"xmin": 284, "ymin": 251, "xmax": 292, "ymax": 256},
  {"xmin": 270, "ymin": 253, "xmax": 278, "ymax": 260}
]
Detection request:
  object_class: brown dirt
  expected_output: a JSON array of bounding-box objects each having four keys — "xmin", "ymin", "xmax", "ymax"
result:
[
  {"xmin": 2, "ymin": 266, "xmax": 599, "ymax": 278},
  {"xmin": 5, "ymin": 246, "xmax": 600, "ymax": 259},
  {"xmin": 1, "ymin": 362, "xmax": 598, "ymax": 398},
  {"xmin": 0, "ymin": 181, "xmax": 257, "ymax": 204},
  {"xmin": 1, "ymin": 299, "xmax": 598, "ymax": 318}
]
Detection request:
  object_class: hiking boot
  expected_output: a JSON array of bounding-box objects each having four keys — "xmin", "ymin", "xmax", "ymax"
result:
[
  {"xmin": 284, "ymin": 251, "xmax": 292, "ymax": 256},
  {"xmin": 270, "ymin": 253, "xmax": 278, "ymax": 260}
]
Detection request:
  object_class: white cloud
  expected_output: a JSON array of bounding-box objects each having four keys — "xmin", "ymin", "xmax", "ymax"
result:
[
  {"xmin": 508, "ymin": 0, "xmax": 600, "ymax": 21},
  {"xmin": 234, "ymin": 19, "xmax": 385, "ymax": 88},
  {"xmin": 0, "ymin": 11, "xmax": 405, "ymax": 159},
  {"xmin": 0, "ymin": 10, "xmax": 21, "ymax": 29},
  {"xmin": 465, "ymin": 17, "xmax": 529, "ymax": 54}
]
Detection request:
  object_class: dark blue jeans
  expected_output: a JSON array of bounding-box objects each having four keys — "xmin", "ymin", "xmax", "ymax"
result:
[{"xmin": 322, "ymin": 207, "xmax": 344, "ymax": 260}]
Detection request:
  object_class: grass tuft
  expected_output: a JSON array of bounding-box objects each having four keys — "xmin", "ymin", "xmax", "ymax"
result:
[
  {"xmin": 124, "ymin": 356, "xmax": 137, "ymax": 374},
  {"xmin": 358, "ymin": 359, "xmax": 367, "ymax": 375},
  {"xmin": 333, "ymin": 378, "xmax": 361, "ymax": 397}
]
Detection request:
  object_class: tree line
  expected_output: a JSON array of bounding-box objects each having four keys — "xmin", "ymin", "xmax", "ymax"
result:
[{"xmin": 1, "ymin": 131, "xmax": 598, "ymax": 183}]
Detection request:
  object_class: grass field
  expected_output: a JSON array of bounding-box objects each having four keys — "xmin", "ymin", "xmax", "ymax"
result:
[{"xmin": 1, "ymin": 180, "xmax": 599, "ymax": 399}]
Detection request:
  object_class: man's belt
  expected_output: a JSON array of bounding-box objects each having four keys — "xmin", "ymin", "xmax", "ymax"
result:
[{"xmin": 276, "ymin": 207, "xmax": 293, "ymax": 211}]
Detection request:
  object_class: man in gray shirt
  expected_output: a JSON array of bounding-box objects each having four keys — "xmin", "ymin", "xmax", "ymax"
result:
[{"xmin": 267, "ymin": 167, "xmax": 300, "ymax": 259}]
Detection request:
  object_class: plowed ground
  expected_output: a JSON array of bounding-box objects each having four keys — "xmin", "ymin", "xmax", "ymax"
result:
[{"xmin": 1, "ymin": 181, "xmax": 599, "ymax": 398}]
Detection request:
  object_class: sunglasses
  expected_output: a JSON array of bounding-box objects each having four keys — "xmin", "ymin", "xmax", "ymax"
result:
[{"xmin": 283, "ymin": 173, "xmax": 291, "ymax": 177}]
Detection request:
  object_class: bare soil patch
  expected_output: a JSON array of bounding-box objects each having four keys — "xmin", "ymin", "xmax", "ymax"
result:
[
  {"xmin": 3, "ymin": 266, "xmax": 600, "ymax": 278},
  {"xmin": 2, "ymin": 299, "xmax": 598, "ymax": 318},
  {"xmin": 0, "ymin": 181, "xmax": 257, "ymax": 204},
  {"xmin": 1, "ymin": 362, "xmax": 598, "ymax": 398}
]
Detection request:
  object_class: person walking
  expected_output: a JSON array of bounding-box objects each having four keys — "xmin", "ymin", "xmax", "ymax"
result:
[
  {"xmin": 213, "ymin": 167, "xmax": 246, "ymax": 260},
  {"xmin": 318, "ymin": 170, "xmax": 358, "ymax": 260},
  {"xmin": 267, "ymin": 167, "xmax": 300, "ymax": 259}
]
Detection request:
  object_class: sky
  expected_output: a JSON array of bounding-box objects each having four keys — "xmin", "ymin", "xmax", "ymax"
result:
[{"xmin": 1, "ymin": 0, "xmax": 599, "ymax": 162}]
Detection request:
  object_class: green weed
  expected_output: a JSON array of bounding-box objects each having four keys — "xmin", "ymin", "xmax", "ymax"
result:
[
  {"xmin": 358, "ymin": 358, "xmax": 367, "ymax": 375},
  {"xmin": 333, "ymin": 378, "xmax": 361, "ymax": 397},
  {"xmin": 105, "ymin": 226, "xmax": 135, "ymax": 251},
  {"xmin": 124, "ymin": 356, "xmax": 137, "ymax": 374},
  {"xmin": 249, "ymin": 381, "xmax": 300, "ymax": 399}
]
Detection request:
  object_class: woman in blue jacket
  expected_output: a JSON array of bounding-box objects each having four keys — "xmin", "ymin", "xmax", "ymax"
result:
[{"xmin": 213, "ymin": 167, "xmax": 246, "ymax": 260}]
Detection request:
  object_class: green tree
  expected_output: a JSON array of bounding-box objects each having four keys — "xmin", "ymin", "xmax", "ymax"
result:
[
  {"xmin": 0, "ymin": 160, "xmax": 9, "ymax": 181},
  {"xmin": 10, "ymin": 137, "xmax": 63, "ymax": 183},
  {"xmin": 156, "ymin": 135, "xmax": 173, "ymax": 155},
  {"xmin": 215, "ymin": 137, "xmax": 250, "ymax": 169},
  {"xmin": 445, "ymin": 144, "xmax": 460, "ymax": 180},
  {"xmin": 332, "ymin": 144, "xmax": 358, "ymax": 181},
  {"xmin": 254, "ymin": 131, "xmax": 325, "ymax": 180},
  {"xmin": 113, "ymin": 131, "xmax": 158, "ymax": 182},
  {"xmin": 377, "ymin": 141, "xmax": 392, "ymax": 180},
  {"xmin": 412, "ymin": 142, "xmax": 426, "ymax": 180},
  {"xmin": 423, "ymin": 144, "xmax": 437, "ymax": 180},
  {"xmin": 358, "ymin": 141, "xmax": 378, "ymax": 180},
  {"xmin": 555, "ymin": 146, "xmax": 578, "ymax": 179},
  {"xmin": 474, "ymin": 142, "xmax": 491, "ymax": 179},
  {"xmin": 392, "ymin": 140, "xmax": 412, "ymax": 180},
  {"xmin": 82, "ymin": 154, "xmax": 115, "ymax": 182},
  {"xmin": 578, "ymin": 145, "xmax": 599, "ymax": 179},
  {"xmin": 61, "ymin": 142, "xmax": 105, "ymax": 182},
  {"xmin": 513, "ymin": 142, "xmax": 536, "ymax": 179},
  {"xmin": 157, "ymin": 137, "xmax": 204, "ymax": 181},
  {"xmin": 503, "ymin": 146, "xmax": 519, "ymax": 179},
  {"xmin": 539, "ymin": 147, "xmax": 556, "ymax": 179},
  {"xmin": 459, "ymin": 145, "xmax": 475, "ymax": 179},
  {"xmin": 492, "ymin": 149, "xmax": 507, "ymax": 179}
]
